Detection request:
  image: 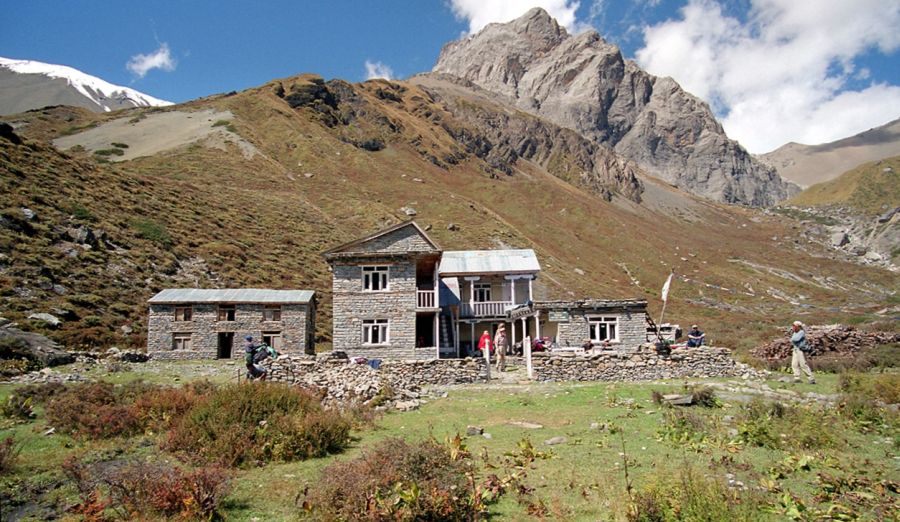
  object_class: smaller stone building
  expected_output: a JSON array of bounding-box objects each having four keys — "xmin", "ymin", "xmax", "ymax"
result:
[
  {"xmin": 147, "ymin": 288, "xmax": 316, "ymax": 360},
  {"xmin": 509, "ymin": 299, "xmax": 648, "ymax": 350}
]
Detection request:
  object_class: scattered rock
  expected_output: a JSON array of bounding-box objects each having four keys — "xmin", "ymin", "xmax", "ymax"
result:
[
  {"xmin": 466, "ymin": 425, "xmax": 484, "ymax": 436},
  {"xmin": 829, "ymin": 231, "xmax": 849, "ymax": 247},
  {"xmin": 482, "ymin": 432, "xmax": 493, "ymax": 439},
  {"xmin": 508, "ymin": 421, "xmax": 543, "ymax": 429},
  {"xmin": 574, "ymin": 268, "xmax": 585, "ymax": 276},
  {"xmin": 20, "ymin": 207, "xmax": 36, "ymax": 220},
  {"xmin": 400, "ymin": 206, "xmax": 417, "ymax": 217},
  {"xmin": 447, "ymin": 223, "xmax": 460, "ymax": 231},
  {"xmin": 120, "ymin": 325, "xmax": 133, "ymax": 335},
  {"xmin": 303, "ymin": 172, "xmax": 315, "ymax": 178},
  {"xmin": 28, "ymin": 313, "xmax": 62, "ymax": 328},
  {"xmin": 544, "ymin": 436, "xmax": 567, "ymax": 446}
]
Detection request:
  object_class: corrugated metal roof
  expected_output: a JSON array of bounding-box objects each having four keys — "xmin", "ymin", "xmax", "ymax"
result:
[
  {"xmin": 148, "ymin": 288, "xmax": 315, "ymax": 304},
  {"xmin": 439, "ymin": 249, "xmax": 541, "ymax": 275}
]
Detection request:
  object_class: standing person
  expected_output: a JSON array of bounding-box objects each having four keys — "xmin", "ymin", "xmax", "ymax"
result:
[
  {"xmin": 478, "ymin": 330, "xmax": 493, "ymax": 356},
  {"xmin": 493, "ymin": 324, "xmax": 507, "ymax": 372},
  {"xmin": 686, "ymin": 324, "xmax": 705, "ymax": 347},
  {"xmin": 243, "ymin": 335, "xmax": 267, "ymax": 381},
  {"xmin": 789, "ymin": 321, "xmax": 815, "ymax": 384}
]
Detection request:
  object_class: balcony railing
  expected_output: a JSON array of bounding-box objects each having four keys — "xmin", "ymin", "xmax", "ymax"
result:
[
  {"xmin": 417, "ymin": 290, "xmax": 437, "ymax": 308},
  {"xmin": 460, "ymin": 301, "xmax": 513, "ymax": 317}
]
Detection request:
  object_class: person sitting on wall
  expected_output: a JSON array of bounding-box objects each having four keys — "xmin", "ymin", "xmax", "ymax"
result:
[
  {"xmin": 478, "ymin": 330, "xmax": 493, "ymax": 356},
  {"xmin": 686, "ymin": 325, "xmax": 705, "ymax": 347},
  {"xmin": 243, "ymin": 335, "xmax": 267, "ymax": 381}
]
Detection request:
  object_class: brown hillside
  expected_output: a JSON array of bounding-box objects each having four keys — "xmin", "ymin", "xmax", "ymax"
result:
[{"xmin": 1, "ymin": 75, "xmax": 897, "ymax": 354}]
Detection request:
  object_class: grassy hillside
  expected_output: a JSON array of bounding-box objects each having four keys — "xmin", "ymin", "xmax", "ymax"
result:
[
  {"xmin": 788, "ymin": 156, "xmax": 900, "ymax": 215},
  {"xmin": 1, "ymin": 75, "xmax": 897, "ymax": 355}
]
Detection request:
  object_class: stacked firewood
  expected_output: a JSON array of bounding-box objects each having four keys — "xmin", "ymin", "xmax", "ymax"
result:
[{"xmin": 752, "ymin": 324, "xmax": 899, "ymax": 360}]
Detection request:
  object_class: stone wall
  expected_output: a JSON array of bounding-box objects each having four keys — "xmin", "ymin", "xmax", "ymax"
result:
[
  {"xmin": 148, "ymin": 303, "xmax": 311, "ymax": 360},
  {"xmin": 554, "ymin": 310, "xmax": 647, "ymax": 349},
  {"xmin": 332, "ymin": 259, "xmax": 426, "ymax": 359},
  {"xmin": 531, "ymin": 347, "xmax": 754, "ymax": 381},
  {"xmin": 345, "ymin": 224, "xmax": 437, "ymax": 255},
  {"xmin": 264, "ymin": 356, "xmax": 487, "ymax": 402}
]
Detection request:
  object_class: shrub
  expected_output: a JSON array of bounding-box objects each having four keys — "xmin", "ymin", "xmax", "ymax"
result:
[
  {"xmin": 303, "ymin": 437, "xmax": 481, "ymax": 521},
  {"xmin": 13, "ymin": 381, "xmax": 66, "ymax": 404},
  {"xmin": 45, "ymin": 382, "xmax": 155, "ymax": 438},
  {"xmin": 1, "ymin": 394, "xmax": 35, "ymax": 420},
  {"xmin": 130, "ymin": 218, "xmax": 172, "ymax": 247},
  {"xmin": 110, "ymin": 142, "xmax": 129, "ymax": 149},
  {"xmin": 93, "ymin": 148, "xmax": 125, "ymax": 157},
  {"xmin": 658, "ymin": 409, "xmax": 712, "ymax": 448},
  {"xmin": 164, "ymin": 382, "xmax": 350, "ymax": 467},
  {"xmin": 628, "ymin": 466, "xmax": 764, "ymax": 521},
  {"xmin": 0, "ymin": 436, "xmax": 20, "ymax": 473},
  {"xmin": 736, "ymin": 400, "xmax": 839, "ymax": 450},
  {"xmin": 131, "ymin": 381, "xmax": 216, "ymax": 432},
  {"xmin": 64, "ymin": 458, "xmax": 230, "ymax": 521}
]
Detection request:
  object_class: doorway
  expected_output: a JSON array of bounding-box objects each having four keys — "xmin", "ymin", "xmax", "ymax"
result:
[{"xmin": 217, "ymin": 332, "xmax": 234, "ymax": 359}]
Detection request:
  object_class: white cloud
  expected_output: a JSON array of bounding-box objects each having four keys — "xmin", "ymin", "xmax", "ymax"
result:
[
  {"xmin": 449, "ymin": 0, "xmax": 584, "ymax": 35},
  {"xmin": 364, "ymin": 60, "xmax": 394, "ymax": 80},
  {"xmin": 635, "ymin": 0, "xmax": 900, "ymax": 152},
  {"xmin": 126, "ymin": 43, "xmax": 176, "ymax": 78}
]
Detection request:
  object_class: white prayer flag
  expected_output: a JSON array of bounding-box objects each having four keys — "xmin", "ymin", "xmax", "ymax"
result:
[{"xmin": 661, "ymin": 273, "xmax": 673, "ymax": 302}]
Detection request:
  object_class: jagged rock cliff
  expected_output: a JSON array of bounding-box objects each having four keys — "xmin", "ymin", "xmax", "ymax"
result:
[{"xmin": 432, "ymin": 7, "xmax": 798, "ymax": 206}]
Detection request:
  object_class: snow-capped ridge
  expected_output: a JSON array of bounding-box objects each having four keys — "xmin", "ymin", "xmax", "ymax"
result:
[{"xmin": 0, "ymin": 57, "xmax": 172, "ymax": 112}]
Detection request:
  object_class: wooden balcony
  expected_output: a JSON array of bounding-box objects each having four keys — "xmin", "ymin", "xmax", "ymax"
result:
[
  {"xmin": 417, "ymin": 290, "xmax": 437, "ymax": 309},
  {"xmin": 460, "ymin": 301, "xmax": 513, "ymax": 317}
]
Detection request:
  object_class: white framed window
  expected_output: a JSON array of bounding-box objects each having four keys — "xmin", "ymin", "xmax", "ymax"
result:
[
  {"xmin": 362, "ymin": 266, "xmax": 389, "ymax": 291},
  {"xmin": 473, "ymin": 283, "xmax": 492, "ymax": 303},
  {"xmin": 362, "ymin": 319, "xmax": 389, "ymax": 345},
  {"xmin": 174, "ymin": 306, "xmax": 193, "ymax": 321},
  {"xmin": 263, "ymin": 305, "xmax": 282, "ymax": 322},
  {"xmin": 172, "ymin": 332, "xmax": 192, "ymax": 350},
  {"xmin": 589, "ymin": 316, "xmax": 619, "ymax": 342}
]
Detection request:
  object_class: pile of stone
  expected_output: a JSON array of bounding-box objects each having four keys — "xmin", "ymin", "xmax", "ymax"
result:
[
  {"xmin": 263, "ymin": 356, "xmax": 486, "ymax": 409},
  {"xmin": 531, "ymin": 347, "xmax": 766, "ymax": 382},
  {"xmin": 71, "ymin": 347, "xmax": 149, "ymax": 363},
  {"xmin": 751, "ymin": 324, "xmax": 899, "ymax": 360},
  {"xmin": 8, "ymin": 367, "xmax": 86, "ymax": 385}
]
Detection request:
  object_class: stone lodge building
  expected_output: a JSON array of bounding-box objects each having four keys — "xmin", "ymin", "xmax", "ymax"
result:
[
  {"xmin": 324, "ymin": 220, "xmax": 649, "ymax": 360},
  {"xmin": 147, "ymin": 288, "xmax": 316, "ymax": 360}
]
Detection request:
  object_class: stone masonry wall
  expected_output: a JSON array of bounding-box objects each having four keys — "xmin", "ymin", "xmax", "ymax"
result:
[
  {"xmin": 555, "ymin": 310, "xmax": 646, "ymax": 349},
  {"xmin": 347, "ymin": 225, "xmax": 436, "ymax": 255},
  {"xmin": 332, "ymin": 259, "xmax": 430, "ymax": 359},
  {"xmin": 532, "ymin": 347, "xmax": 752, "ymax": 381},
  {"xmin": 264, "ymin": 356, "xmax": 487, "ymax": 402},
  {"xmin": 148, "ymin": 303, "xmax": 311, "ymax": 360}
]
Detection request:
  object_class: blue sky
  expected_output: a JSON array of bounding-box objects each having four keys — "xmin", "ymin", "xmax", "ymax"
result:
[{"xmin": 2, "ymin": 1, "xmax": 899, "ymax": 152}]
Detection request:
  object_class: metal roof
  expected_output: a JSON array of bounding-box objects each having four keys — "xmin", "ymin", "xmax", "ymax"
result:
[
  {"xmin": 148, "ymin": 288, "xmax": 315, "ymax": 304},
  {"xmin": 439, "ymin": 249, "xmax": 540, "ymax": 275}
]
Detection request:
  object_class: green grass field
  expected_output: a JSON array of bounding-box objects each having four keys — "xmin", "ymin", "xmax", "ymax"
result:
[{"xmin": 1, "ymin": 360, "xmax": 897, "ymax": 521}]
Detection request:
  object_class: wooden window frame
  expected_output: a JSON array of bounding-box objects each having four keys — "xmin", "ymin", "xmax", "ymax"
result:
[
  {"xmin": 262, "ymin": 331, "xmax": 282, "ymax": 350},
  {"xmin": 362, "ymin": 319, "xmax": 390, "ymax": 345},
  {"xmin": 172, "ymin": 332, "xmax": 192, "ymax": 350},
  {"xmin": 174, "ymin": 306, "xmax": 193, "ymax": 322},
  {"xmin": 263, "ymin": 305, "xmax": 282, "ymax": 322},
  {"xmin": 361, "ymin": 265, "xmax": 390, "ymax": 292},
  {"xmin": 217, "ymin": 305, "xmax": 236, "ymax": 322},
  {"xmin": 473, "ymin": 282, "xmax": 492, "ymax": 303}
]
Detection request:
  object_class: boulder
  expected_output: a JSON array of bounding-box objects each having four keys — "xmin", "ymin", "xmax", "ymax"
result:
[
  {"xmin": 0, "ymin": 326, "xmax": 75, "ymax": 367},
  {"xmin": 28, "ymin": 313, "xmax": 62, "ymax": 328},
  {"xmin": 830, "ymin": 231, "xmax": 849, "ymax": 247}
]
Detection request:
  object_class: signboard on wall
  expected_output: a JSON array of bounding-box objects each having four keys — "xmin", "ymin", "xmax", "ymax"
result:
[{"xmin": 548, "ymin": 310, "xmax": 570, "ymax": 322}]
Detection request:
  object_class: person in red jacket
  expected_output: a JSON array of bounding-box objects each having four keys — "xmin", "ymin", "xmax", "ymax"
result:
[{"xmin": 478, "ymin": 330, "xmax": 493, "ymax": 355}]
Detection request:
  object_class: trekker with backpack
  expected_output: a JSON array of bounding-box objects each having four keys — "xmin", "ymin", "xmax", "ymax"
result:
[
  {"xmin": 244, "ymin": 335, "xmax": 268, "ymax": 381},
  {"xmin": 789, "ymin": 321, "xmax": 815, "ymax": 384}
]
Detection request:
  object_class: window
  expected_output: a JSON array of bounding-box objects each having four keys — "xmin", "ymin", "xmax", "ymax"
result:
[
  {"xmin": 174, "ymin": 306, "xmax": 192, "ymax": 321},
  {"xmin": 263, "ymin": 305, "xmax": 282, "ymax": 322},
  {"xmin": 362, "ymin": 266, "xmax": 389, "ymax": 291},
  {"xmin": 172, "ymin": 332, "xmax": 192, "ymax": 350},
  {"xmin": 589, "ymin": 316, "xmax": 619, "ymax": 342},
  {"xmin": 217, "ymin": 305, "xmax": 235, "ymax": 321},
  {"xmin": 262, "ymin": 331, "xmax": 283, "ymax": 351},
  {"xmin": 362, "ymin": 319, "xmax": 389, "ymax": 345},
  {"xmin": 474, "ymin": 283, "xmax": 492, "ymax": 303}
]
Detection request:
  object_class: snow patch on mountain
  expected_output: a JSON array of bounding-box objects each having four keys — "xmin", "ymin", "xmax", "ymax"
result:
[{"xmin": 0, "ymin": 57, "xmax": 172, "ymax": 112}]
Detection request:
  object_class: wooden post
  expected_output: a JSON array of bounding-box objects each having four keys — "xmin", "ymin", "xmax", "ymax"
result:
[
  {"xmin": 528, "ymin": 312, "xmax": 538, "ymax": 379},
  {"xmin": 528, "ymin": 276, "xmax": 534, "ymax": 302},
  {"xmin": 520, "ymin": 316, "xmax": 527, "ymax": 355},
  {"xmin": 510, "ymin": 319, "xmax": 517, "ymax": 354},
  {"xmin": 508, "ymin": 277, "xmax": 516, "ymax": 305}
]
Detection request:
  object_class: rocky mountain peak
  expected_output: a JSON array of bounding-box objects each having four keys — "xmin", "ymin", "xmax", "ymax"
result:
[{"xmin": 432, "ymin": 10, "xmax": 798, "ymax": 206}]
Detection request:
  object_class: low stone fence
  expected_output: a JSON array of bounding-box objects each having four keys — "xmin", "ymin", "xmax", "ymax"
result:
[
  {"xmin": 531, "ymin": 347, "xmax": 759, "ymax": 381},
  {"xmin": 263, "ymin": 356, "xmax": 487, "ymax": 403}
]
